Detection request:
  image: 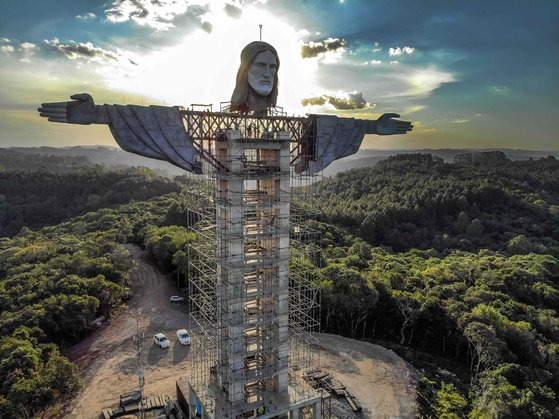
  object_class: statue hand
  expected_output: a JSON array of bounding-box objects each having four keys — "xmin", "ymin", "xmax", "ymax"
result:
[
  {"xmin": 376, "ymin": 113, "xmax": 413, "ymax": 135},
  {"xmin": 38, "ymin": 93, "xmax": 97, "ymax": 125}
]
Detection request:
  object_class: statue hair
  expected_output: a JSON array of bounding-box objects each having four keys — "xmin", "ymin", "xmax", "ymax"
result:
[{"xmin": 230, "ymin": 41, "xmax": 279, "ymax": 113}]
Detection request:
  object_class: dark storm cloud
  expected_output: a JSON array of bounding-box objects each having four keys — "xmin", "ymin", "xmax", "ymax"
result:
[
  {"xmin": 301, "ymin": 96, "xmax": 326, "ymax": 106},
  {"xmin": 302, "ymin": 92, "xmax": 368, "ymax": 110},
  {"xmin": 43, "ymin": 39, "xmax": 137, "ymax": 65},
  {"xmin": 301, "ymin": 38, "xmax": 347, "ymax": 58}
]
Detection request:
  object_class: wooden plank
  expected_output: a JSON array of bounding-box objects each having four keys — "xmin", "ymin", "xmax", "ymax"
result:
[
  {"xmin": 123, "ymin": 403, "xmax": 139, "ymax": 413},
  {"xmin": 101, "ymin": 408, "xmax": 111, "ymax": 419},
  {"xmin": 346, "ymin": 395, "xmax": 359, "ymax": 412}
]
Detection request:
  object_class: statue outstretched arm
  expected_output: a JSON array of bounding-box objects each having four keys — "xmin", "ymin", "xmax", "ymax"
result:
[
  {"xmin": 365, "ymin": 113, "xmax": 413, "ymax": 135},
  {"xmin": 303, "ymin": 112, "xmax": 414, "ymax": 174},
  {"xmin": 38, "ymin": 93, "xmax": 109, "ymax": 125},
  {"xmin": 37, "ymin": 93, "xmax": 201, "ymax": 173}
]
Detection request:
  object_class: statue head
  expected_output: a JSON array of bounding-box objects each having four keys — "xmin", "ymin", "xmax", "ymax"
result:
[{"xmin": 230, "ymin": 41, "xmax": 279, "ymax": 113}]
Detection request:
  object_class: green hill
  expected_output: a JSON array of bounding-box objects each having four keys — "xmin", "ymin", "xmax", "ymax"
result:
[{"xmin": 306, "ymin": 152, "xmax": 559, "ymax": 254}]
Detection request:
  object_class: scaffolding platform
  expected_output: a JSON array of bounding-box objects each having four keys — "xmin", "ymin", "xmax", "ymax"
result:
[{"xmin": 184, "ymin": 129, "xmax": 326, "ymax": 418}]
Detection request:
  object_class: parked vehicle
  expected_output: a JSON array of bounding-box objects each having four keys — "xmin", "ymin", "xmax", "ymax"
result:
[
  {"xmin": 176, "ymin": 329, "xmax": 191, "ymax": 345},
  {"xmin": 170, "ymin": 295, "xmax": 184, "ymax": 302},
  {"xmin": 154, "ymin": 333, "xmax": 170, "ymax": 348},
  {"xmin": 122, "ymin": 288, "xmax": 132, "ymax": 301}
]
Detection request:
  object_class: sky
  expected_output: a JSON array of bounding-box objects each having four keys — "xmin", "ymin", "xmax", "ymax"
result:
[{"xmin": 0, "ymin": 0, "xmax": 558, "ymax": 151}]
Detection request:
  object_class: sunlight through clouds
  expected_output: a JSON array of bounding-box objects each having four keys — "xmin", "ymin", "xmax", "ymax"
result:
[
  {"xmin": 1, "ymin": 0, "xmax": 557, "ymax": 150},
  {"xmin": 408, "ymin": 68, "xmax": 456, "ymax": 96},
  {"xmin": 102, "ymin": 5, "xmax": 320, "ymax": 112}
]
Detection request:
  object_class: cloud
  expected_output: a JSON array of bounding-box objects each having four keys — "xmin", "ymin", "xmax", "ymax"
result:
[
  {"xmin": 302, "ymin": 91, "xmax": 371, "ymax": 110},
  {"xmin": 301, "ymin": 96, "xmax": 327, "ymax": 106},
  {"xmin": 412, "ymin": 121, "xmax": 437, "ymax": 133},
  {"xmin": 296, "ymin": 29, "xmax": 311, "ymax": 40},
  {"xmin": 360, "ymin": 59, "xmax": 382, "ymax": 65},
  {"xmin": 490, "ymin": 85, "xmax": 509, "ymax": 94},
  {"xmin": 43, "ymin": 38, "xmax": 138, "ymax": 66},
  {"xmin": 20, "ymin": 42, "xmax": 36, "ymax": 50},
  {"xmin": 388, "ymin": 46, "xmax": 415, "ymax": 56},
  {"xmin": 76, "ymin": 12, "xmax": 97, "ymax": 20},
  {"xmin": 300, "ymin": 37, "xmax": 347, "ymax": 58},
  {"xmin": 224, "ymin": 3, "xmax": 242, "ymax": 18},
  {"xmin": 451, "ymin": 119, "xmax": 470, "ymax": 124},
  {"xmin": 19, "ymin": 42, "xmax": 38, "ymax": 62},
  {"xmin": 0, "ymin": 41, "xmax": 38, "ymax": 62},
  {"xmin": 0, "ymin": 44, "xmax": 15, "ymax": 55},
  {"xmin": 404, "ymin": 105, "xmax": 426, "ymax": 114},
  {"xmin": 104, "ymin": 0, "xmax": 212, "ymax": 32},
  {"xmin": 372, "ymin": 41, "xmax": 382, "ymax": 52},
  {"xmin": 408, "ymin": 68, "xmax": 455, "ymax": 94}
]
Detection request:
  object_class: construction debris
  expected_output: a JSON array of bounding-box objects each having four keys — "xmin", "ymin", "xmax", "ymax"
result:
[
  {"xmin": 303, "ymin": 369, "xmax": 362, "ymax": 413},
  {"xmin": 101, "ymin": 394, "xmax": 182, "ymax": 418}
]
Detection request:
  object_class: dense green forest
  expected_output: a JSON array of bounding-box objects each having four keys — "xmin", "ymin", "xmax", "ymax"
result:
[
  {"xmin": 0, "ymin": 152, "xmax": 558, "ymax": 417},
  {"xmin": 0, "ymin": 149, "xmax": 92, "ymax": 173},
  {"xmin": 302, "ymin": 221, "xmax": 559, "ymax": 417},
  {"xmin": 307, "ymin": 152, "xmax": 559, "ymax": 254},
  {"xmin": 300, "ymin": 152, "xmax": 559, "ymax": 417},
  {"xmin": 0, "ymin": 165, "xmax": 182, "ymax": 236},
  {"xmin": 0, "ymin": 167, "xmax": 196, "ymax": 417}
]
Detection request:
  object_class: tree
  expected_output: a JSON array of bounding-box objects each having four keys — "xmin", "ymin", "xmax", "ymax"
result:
[
  {"xmin": 392, "ymin": 290, "xmax": 424, "ymax": 345},
  {"xmin": 435, "ymin": 382, "xmax": 467, "ymax": 419},
  {"xmin": 463, "ymin": 322, "xmax": 507, "ymax": 376},
  {"xmin": 320, "ymin": 265, "xmax": 379, "ymax": 337}
]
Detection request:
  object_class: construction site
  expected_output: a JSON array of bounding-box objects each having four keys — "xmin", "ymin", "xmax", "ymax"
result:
[
  {"xmin": 33, "ymin": 34, "xmax": 419, "ymax": 419},
  {"xmin": 63, "ymin": 106, "xmax": 418, "ymax": 419}
]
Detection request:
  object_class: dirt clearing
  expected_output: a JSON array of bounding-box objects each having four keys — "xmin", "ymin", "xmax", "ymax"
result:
[
  {"xmin": 313, "ymin": 333, "xmax": 418, "ymax": 418},
  {"xmin": 64, "ymin": 245, "xmax": 417, "ymax": 418}
]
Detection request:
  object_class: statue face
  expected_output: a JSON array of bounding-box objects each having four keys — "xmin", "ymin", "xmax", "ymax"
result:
[{"xmin": 248, "ymin": 50, "xmax": 277, "ymax": 97}]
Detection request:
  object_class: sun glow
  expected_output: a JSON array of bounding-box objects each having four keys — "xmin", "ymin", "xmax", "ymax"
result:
[{"xmin": 102, "ymin": 6, "xmax": 319, "ymax": 114}]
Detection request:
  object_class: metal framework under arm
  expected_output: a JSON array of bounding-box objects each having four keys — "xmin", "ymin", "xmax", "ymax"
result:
[{"xmin": 102, "ymin": 104, "xmax": 371, "ymax": 176}]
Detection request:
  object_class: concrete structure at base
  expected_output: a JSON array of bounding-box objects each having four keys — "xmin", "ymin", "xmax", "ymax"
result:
[{"xmin": 186, "ymin": 129, "xmax": 323, "ymax": 419}]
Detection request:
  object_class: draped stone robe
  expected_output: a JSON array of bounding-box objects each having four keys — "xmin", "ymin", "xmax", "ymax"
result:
[{"xmin": 103, "ymin": 104, "xmax": 371, "ymax": 174}]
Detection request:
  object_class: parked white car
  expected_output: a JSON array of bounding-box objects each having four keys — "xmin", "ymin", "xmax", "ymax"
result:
[
  {"xmin": 176, "ymin": 329, "xmax": 191, "ymax": 345},
  {"xmin": 170, "ymin": 295, "xmax": 185, "ymax": 302},
  {"xmin": 154, "ymin": 333, "xmax": 170, "ymax": 348}
]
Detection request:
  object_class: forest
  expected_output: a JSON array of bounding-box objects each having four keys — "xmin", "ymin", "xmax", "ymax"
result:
[{"xmin": 0, "ymin": 151, "xmax": 558, "ymax": 417}]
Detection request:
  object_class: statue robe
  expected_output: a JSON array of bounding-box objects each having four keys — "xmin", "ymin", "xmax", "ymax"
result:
[{"xmin": 103, "ymin": 105, "xmax": 369, "ymax": 175}]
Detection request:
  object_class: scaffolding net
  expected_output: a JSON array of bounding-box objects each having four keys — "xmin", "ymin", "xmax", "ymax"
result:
[{"xmin": 183, "ymin": 115, "xmax": 326, "ymax": 418}]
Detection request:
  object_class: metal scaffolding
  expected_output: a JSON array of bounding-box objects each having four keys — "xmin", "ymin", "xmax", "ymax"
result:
[{"xmin": 182, "ymin": 110, "xmax": 326, "ymax": 419}]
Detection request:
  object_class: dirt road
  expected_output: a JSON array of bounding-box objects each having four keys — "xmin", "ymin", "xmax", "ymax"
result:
[
  {"xmin": 65, "ymin": 245, "xmax": 192, "ymax": 418},
  {"xmin": 64, "ymin": 245, "xmax": 417, "ymax": 418}
]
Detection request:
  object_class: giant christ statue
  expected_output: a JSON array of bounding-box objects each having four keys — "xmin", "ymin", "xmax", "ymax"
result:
[
  {"xmin": 38, "ymin": 41, "xmax": 413, "ymax": 173},
  {"xmin": 38, "ymin": 40, "xmax": 414, "ymax": 418}
]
